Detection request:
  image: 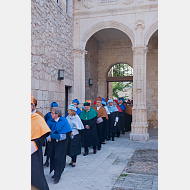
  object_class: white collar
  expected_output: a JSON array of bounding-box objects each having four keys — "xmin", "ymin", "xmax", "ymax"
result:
[
  {"xmin": 97, "ymin": 106, "xmax": 101, "ymax": 111},
  {"xmin": 54, "ymin": 117, "xmax": 60, "ymax": 122}
]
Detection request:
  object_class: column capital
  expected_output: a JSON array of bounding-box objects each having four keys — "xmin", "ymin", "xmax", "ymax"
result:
[
  {"xmin": 73, "ymin": 48, "xmax": 87, "ymax": 58},
  {"xmin": 132, "ymin": 46, "xmax": 148, "ymax": 54}
]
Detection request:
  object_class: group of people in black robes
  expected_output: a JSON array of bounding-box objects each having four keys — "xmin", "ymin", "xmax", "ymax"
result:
[{"xmin": 31, "ymin": 95, "xmax": 133, "ymax": 189}]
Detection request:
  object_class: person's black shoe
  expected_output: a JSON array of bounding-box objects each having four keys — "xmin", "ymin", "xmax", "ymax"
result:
[
  {"xmin": 54, "ymin": 179, "xmax": 59, "ymax": 184},
  {"xmin": 97, "ymin": 147, "xmax": 101, "ymax": 150},
  {"xmin": 52, "ymin": 175, "xmax": 55, "ymax": 178},
  {"xmin": 69, "ymin": 162, "xmax": 72, "ymax": 166},
  {"xmin": 43, "ymin": 162, "xmax": 49, "ymax": 168},
  {"xmin": 112, "ymin": 138, "xmax": 115, "ymax": 141},
  {"xmin": 93, "ymin": 149, "xmax": 97, "ymax": 154},
  {"xmin": 72, "ymin": 164, "xmax": 76, "ymax": 167},
  {"xmin": 83, "ymin": 152, "xmax": 88, "ymax": 156}
]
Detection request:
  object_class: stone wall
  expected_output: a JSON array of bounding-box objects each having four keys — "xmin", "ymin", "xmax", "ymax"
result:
[
  {"xmin": 146, "ymin": 36, "xmax": 158, "ymax": 128},
  {"xmin": 97, "ymin": 39, "xmax": 133, "ymax": 98},
  {"xmin": 31, "ymin": 0, "xmax": 74, "ymax": 116},
  {"xmin": 85, "ymin": 36, "xmax": 99, "ymax": 103}
]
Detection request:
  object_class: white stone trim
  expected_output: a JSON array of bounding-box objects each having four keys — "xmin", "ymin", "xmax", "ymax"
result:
[
  {"xmin": 81, "ymin": 20, "xmax": 135, "ymax": 49},
  {"xmin": 144, "ymin": 19, "xmax": 158, "ymax": 46}
]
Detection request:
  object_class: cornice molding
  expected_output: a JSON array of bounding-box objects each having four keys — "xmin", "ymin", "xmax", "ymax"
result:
[{"xmin": 74, "ymin": 4, "xmax": 158, "ymax": 18}]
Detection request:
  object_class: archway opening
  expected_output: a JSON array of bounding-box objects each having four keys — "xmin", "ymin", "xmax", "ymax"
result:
[
  {"xmin": 107, "ymin": 63, "xmax": 133, "ymax": 101},
  {"xmin": 84, "ymin": 28, "xmax": 133, "ymax": 103}
]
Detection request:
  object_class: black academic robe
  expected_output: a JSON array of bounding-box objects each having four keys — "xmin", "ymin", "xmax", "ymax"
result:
[
  {"xmin": 105, "ymin": 116, "xmax": 110, "ymax": 139},
  {"xmin": 125, "ymin": 113, "xmax": 132, "ymax": 132},
  {"xmin": 109, "ymin": 111, "xmax": 119, "ymax": 134},
  {"xmin": 120, "ymin": 110, "xmax": 126, "ymax": 132},
  {"xmin": 81, "ymin": 116, "xmax": 99, "ymax": 147},
  {"xmin": 49, "ymin": 134, "xmax": 70, "ymax": 180},
  {"xmin": 117, "ymin": 112, "xmax": 122, "ymax": 135},
  {"xmin": 31, "ymin": 133, "xmax": 50, "ymax": 190},
  {"xmin": 101, "ymin": 117, "xmax": 107, "ymax": 142},
  {"xmin": 96, "ymin": 122, "xmax": 102, "ymax": 145},
  {"xmin": 67, "ymin": 132, "xmax": 82, "ymax": 157}
]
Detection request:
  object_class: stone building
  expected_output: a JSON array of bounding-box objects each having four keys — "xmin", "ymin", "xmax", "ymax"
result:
[
  {"xmin": 31, "ymin": 0, "xmax": 158, "ymax": 141},
  {"xmin": 31, "ymin": 0, "xmax": 75, "ymax": 116}
]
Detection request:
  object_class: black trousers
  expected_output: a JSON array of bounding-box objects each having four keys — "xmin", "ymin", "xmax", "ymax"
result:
[{"xmin": 71, "ymin": 155, "xmax": 77, "ymax": 163}]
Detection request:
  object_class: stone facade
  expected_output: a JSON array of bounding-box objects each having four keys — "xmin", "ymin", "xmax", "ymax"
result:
[
  {"xmin": 31, "ymin": 0, "xmax": 74, "ymax": 116},
  {"xmin": 85, "ymin": 36, "xmax": 98, "ymax": 102},
  {"xmin": 73, "ymin": 0, "xmax": 158, "ymax": 141}
]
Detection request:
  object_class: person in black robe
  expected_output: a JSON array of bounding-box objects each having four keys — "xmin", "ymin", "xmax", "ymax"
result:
[
  {"xmin": 93, "ymin": 97, "xmax": 108, "ymax": 150},
  {"xmin": 118, "ymin": 98, "xmax": 126, "ymax": 134},
  {"xmin": 31, "ymin": 95, "xmax": 51, "ymax": 190},
  {"xmin": 80, "ymin": 102, "xmax": 99, "ymax": 156},
  {"xmin": 107, "ymin": 99, "xmax": 119, "ymax": 141},
  {"xmin": 66, "ymin": 104, "xmax": 84, "ymax": 167},
  {"xmin": 113, "ymin": 100, "xmax": 123, "ymax": 138},
  {"xmin": 43, "ymin": 102, "xmax": 59, "ymax": 168},
  {"xmin": 46, "ymin": 108, "xmax": 72, "ymax": 184},
  {"xmin": 125, "ymin": 99, "xmax": 132, "ymax": 132}
]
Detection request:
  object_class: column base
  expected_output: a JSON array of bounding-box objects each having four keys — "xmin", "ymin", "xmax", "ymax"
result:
[{"xmin": 129, "ymin": 133, "xmax": 149, "ymax": 141}]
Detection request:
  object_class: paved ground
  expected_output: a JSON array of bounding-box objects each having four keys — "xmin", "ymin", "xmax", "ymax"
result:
[{"xmin": 43, "ymin": 129, "xmax": 158, "ymax": 190}]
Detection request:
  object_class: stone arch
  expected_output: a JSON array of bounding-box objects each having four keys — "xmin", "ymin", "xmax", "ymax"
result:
[
  {"xmin": 144, "ymin": 19, "xmax": 158, "ymax": 46},
  {"xmin": 81, "ymin": 20, "xmax": 135, "ymax": 49}
]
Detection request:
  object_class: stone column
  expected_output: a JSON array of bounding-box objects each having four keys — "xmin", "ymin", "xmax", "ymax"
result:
[
  {"xmin": 73, "ymin": 48, "xmax": 87, "ymax": 107},
  {"xmin": 129, "ymin": 46, "xmax": 149, "ymax": 141}
]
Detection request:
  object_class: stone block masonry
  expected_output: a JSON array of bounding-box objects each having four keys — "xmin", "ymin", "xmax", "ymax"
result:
[
  {"xmin": 85, "ymin": 36, "xmax": 98, "ymax": 103},
  {"xmin": 31, "ymin": 0, "xmax": 74, "ymax": 116}
]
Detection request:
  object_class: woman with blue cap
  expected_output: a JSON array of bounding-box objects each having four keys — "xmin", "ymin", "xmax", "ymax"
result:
[
  {"xmin": 65, "ymin": 99, "xmax": 82, "ymax": 117},
  {"xmin": 66, "ymin": 104, "xmax": 84, "ymax": 167},
  {"xmin": 43, "ymin": 102, "xmax": 59, "ymax": 168},
  {"xmin": 107, "ymin": 99, "xmax": 119, "ymax": 141}
]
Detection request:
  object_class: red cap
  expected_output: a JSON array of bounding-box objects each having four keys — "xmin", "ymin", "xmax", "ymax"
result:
[
  {"xmin": 114, "ymin": 100, "xmax": 119, "ymax": 104},
  {"xmin": 94, "ymin": 101, "xmax": 96, "ymax": 105}
]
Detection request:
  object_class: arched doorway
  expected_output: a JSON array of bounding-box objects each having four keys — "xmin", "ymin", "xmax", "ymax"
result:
[
  {"xmin": 84, "ymin": 28, "xmax": 133, "ymax": 103},
  {"xmin": 106, "ymin": 63, "xmax": 133, "ymax": 100}
]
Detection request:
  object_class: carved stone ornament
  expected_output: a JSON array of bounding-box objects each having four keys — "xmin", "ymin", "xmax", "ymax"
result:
[
  {"xmin": 121, "ymin": 0, "xmax": 134, "ymax": 5},
  {"xmin": 73, "ymin": 48, "xmax": 88, "ymax": 58},
  {"xmin": 83, "ymin": 0, "xmax": 95, "ymax": 9}
]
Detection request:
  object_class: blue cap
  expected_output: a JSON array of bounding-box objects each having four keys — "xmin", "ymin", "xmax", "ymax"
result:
[
  {"xmin": 68, "ymin": 104, "xmax": 77, "ymax": 111},
  {"xmin": 51, "ymin": 102, "xmax": 58, "ymax": 108},
  {"xmin": 101, "ymin": 101, "xmax": 106, "ymax": 106},
  {"xmin": 72, "ymin": 99, "xmax": 79, "ymax": 105},
  {"xmin": 108, "ymin": 99, "xmax": 113, "ymax": 103},
  {"xmin": 119, "ymin": 98, "xmax": 125, "ymax": 102},
  {"xmin": 102, "ymin": 98, "xmax": 105, "ymax": 102}
]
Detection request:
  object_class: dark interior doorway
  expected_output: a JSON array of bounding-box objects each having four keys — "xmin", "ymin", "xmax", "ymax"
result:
[{"xmin": 65, "ymin": 86, "xmax": 69, "ymax": 115}]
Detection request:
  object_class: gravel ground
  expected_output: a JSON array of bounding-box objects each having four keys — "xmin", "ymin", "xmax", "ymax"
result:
[{"xmin": 122, "ymin": 149, "xmax": 158, "ymax": 176}]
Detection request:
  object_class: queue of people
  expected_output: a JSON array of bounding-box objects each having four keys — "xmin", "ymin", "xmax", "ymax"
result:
[{"xmin": 31, "ymin": 95, "xmax": 133, "ymax": 189}]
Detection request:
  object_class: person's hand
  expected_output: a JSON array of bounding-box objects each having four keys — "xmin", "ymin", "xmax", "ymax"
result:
[
  {"xmin": 48, "ymin": 137, "xmax": 51, "ymax": 142},
  {"xmin": 70, "ymin": 132, "xmax": 73, "ymax": 136},
  {"xmin": 85, "ymin": 125, "xmax": 90, "ymax": 129}
]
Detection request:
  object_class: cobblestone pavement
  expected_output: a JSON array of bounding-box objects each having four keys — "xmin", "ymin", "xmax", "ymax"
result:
[{"xmin": 43, "ymin": 129, "xmax": 158, "ymax": 190}]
